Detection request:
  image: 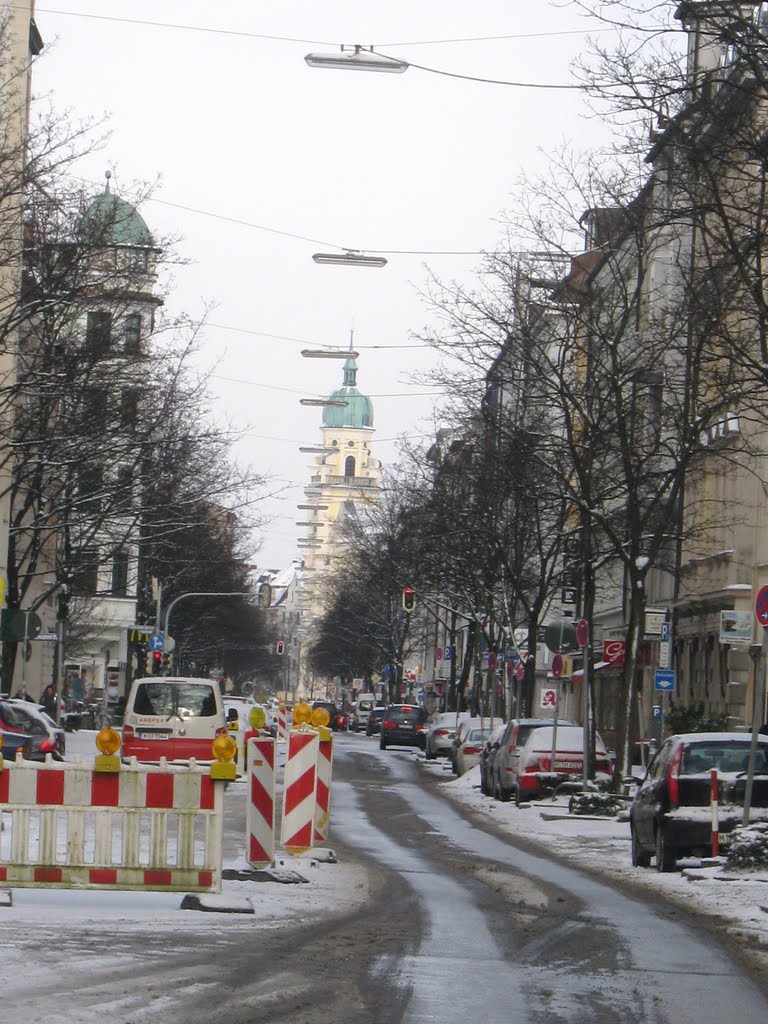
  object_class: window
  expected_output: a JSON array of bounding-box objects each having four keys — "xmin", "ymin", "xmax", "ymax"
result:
[
  {"xmin": 85, "ymin": 311, "xmax": 111, "ymax": 353},
  {"xmin": 84, "ymin": 388, "xmax": 107, "ymax": 426},
  {"xmin": 78, "ymin": 465, "xmax": 103, "ymax": 511},
  {"xmin": 111, "ymin": 548, "xmax": 129, "ymax": 597},
  {"xmin": 120, "ymin": 388, "xmax": 139, "ymax": 431},
  {"xmin": 344, "ymin": 456, "xmax": 355, "ymax": 479},
  {"xmin": 123, "ymin": 313, "xmax": 141, "ymax": 354},
  {"xmin": 115, "ymin": 465, "xmax": 133, "ymax": 511},
  {"xmin": 72, "ymin": 546, "xmax": 99, "ymax": 593}
]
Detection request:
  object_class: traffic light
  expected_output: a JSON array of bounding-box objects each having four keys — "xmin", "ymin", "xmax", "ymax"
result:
[
  {"xmin": 162, "ymin": 652, "xmax": 172, "ymax": 674},
  {"xmin": 151, "ymin": 650, "xmax": 163, "ymax": 675},
  {"xmin": 145, "ymin": 650, "xmax": 153, "ymax": 675},
  {"xmin": 402, "ymin": 587, "xmax": 416, "ymax": 613},
  {"xmin": 276, "ymin": 640, "xmax": 284, "ymax": 655}
]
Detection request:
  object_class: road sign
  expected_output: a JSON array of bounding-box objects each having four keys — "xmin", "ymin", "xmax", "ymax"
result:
[
  {"xmin": 487, "ymin": 652, "xmax": 497, "ymax": 671},
  {"xmin": 659, "ymin": 639, "xmax": 671, "ymax": 669},
  {"xmin": 654, "ymin": 668, "xmax": 676, "ymax": 692},
  {"xmin": 0, "ymin": 609, "xmax": 41, "ymax": 643},
  {"xmin": 435, "ymin": 647, "xmax": 443, "ymax": 661},
  {"xmin": 576, "ymin": 619, "xmax": 589, "ymax": 647},
  {"xmin": 660, "ymin": 621, "xmax": 670, "ymax": 642},
  {"xmin": 756, "ymin": 585, "xmax": 768, "ymax": 627},
  {"xmin": 543, "ymin": 622, "xmax": 578, "ymax": 653},
  {"xmin": 515, "ymin": 661, "xmax": 525, "ymax": 682},
  {"xmin": 164, "ymin": 635, "xmax": 176, "ymax": 654},
  {"xmin": 34, "ymin": 632, "xmax": 57, "ymax": 642},
  {"xmin": 148, "ymin": 632, "xmax": 165, "ymax": 652},
  {"xmin": 561, "ymin": 588, "xmax": 577, "ymax": 605},
  {"xmin": 540, "ymin": 688, "xmax": 557, "ymax": 708},
  {"xmin": 444, "ymin": 646, "xmax": 452, "ymax": 661},
  {"xmin": 551, "ymin": 653, "xmax": 564, "ymax": 678}
]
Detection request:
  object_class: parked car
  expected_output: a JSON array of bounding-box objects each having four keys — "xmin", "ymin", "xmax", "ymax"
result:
[
  {"xmin": 456, "ymin": 725, "xmax": 489, "ymax": 777},
  {"xmin": 355, "ymin": 693, "xmax": 376, "ymax": 732},
  {"xmin": 491, "ymin": 718, "xmax": 575, "ymax": 802},
  {"xmin": 513, "ymin": 725, "xmax": 612, "ymax": 805},
  {"xmin": 629, "ymin": 732, "xmax": 768, "ymax": 872},
  {"xmin": 1, "ymin": 700, "xmax": 65, "ymax": 760},
  {"xmin": 379, "ymin": 704, "xmax": 427, "ymax": 750},
  {"xmin": 450, "ymin": 717, "xmax": 484, "ymax": 773},
  {"xmin": 479, "ymin": 722, "xmax": 507, "ymax": 794},
  {"xmin": 425, "ymin": 712, "xmax": 466, "ymax": 760},
  {"xmin": 366, "ymin": 706, "xmax": 388, "ymax": 736}
]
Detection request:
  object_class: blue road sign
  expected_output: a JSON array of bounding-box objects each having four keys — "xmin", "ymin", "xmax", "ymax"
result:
[
  {"xmin": 148, "ymin": 632, "xmax": 165, "ymax": 652},
  {"xmin": 660, "ymin": 622, "xmax": 670, "ymax": 642},
  {"xmin": 654, "ymin": 668, "xmax": 675, "ymax": 692},
  {"xmin": 652, "ymin": 705, "xmax": 663, "ymax": 720}
]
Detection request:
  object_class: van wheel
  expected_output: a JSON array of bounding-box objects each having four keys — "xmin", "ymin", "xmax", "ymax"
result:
[{"xmin": 655, "ymin": 826, "xmax": 676, "ymax": 872}]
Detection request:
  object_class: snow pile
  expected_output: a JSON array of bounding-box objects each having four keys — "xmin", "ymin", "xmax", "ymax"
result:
[{"xmin": 726, "ymin": 822, "xmax": 768, "ymax": 871}]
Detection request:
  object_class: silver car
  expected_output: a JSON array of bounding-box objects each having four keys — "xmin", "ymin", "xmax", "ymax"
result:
[
  {"xmin": 491, "ymin": 718, "xmax": 574, "ymax": 802},
  {"xmin": 425, "ymin": 712, "xmax": 466, "ymax": 760}
]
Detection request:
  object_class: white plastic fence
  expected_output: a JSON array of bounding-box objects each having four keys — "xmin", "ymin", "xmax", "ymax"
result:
[{"xmin": 0, "ymin": 756, "xmax": 225, "ymax": 892}]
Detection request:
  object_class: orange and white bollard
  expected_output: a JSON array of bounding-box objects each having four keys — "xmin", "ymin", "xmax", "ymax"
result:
[
  {"xmin": 246, "ymin": 736, "xmax": 276, "ymax": 868},
  {"xmin": 313, "ymin": 729, "xmax": 333, "ymax": 844},
  {"xmin": 280, "ymin": 730, "xmax": 320, "ymax": 854},
  {"xmin": 277, "ymin": 704, "xmax": 288, "ymax": 742}
]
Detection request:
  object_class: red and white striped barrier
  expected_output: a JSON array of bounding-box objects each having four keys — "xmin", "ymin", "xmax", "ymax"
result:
[
  {"xmin": 246, "ymin": 736, "xmax": 276, "ymax": 868},
  {"xmin": 276, "ymin": 704, "xmax": 288, "ymax": 742},
  {"xmin": 280, "ymin": 730, "xmax": 319, "ymax": 854},
  {"xmin": 0, "ymin": 756, "xmax": 225, "ymax": 892},
  {"xmin": 314, "ymin": 731, "xmax": 333, "ymax": 844}
]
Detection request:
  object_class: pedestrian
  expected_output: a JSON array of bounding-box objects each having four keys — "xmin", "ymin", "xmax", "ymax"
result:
[
  {"xmin": 41, "ymin": 684, "xmax": 57, "ymax": 719},
  {"xmin": 71, "ymin": 670, "xmax": 86, "ymax": 706}
]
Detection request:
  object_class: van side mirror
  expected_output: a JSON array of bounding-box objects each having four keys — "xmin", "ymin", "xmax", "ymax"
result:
[{"xmin": 227, "ymin": 708, "xmax": 239, "ymax": 722}]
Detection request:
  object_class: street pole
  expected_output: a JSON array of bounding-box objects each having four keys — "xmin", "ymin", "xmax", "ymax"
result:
[
  {"xmin": 162, "ymin": 591, "xmax": 248, "ymax": 637},
  {"xmin": 743, "ymin": 623, "xmax": 767, "ymax": 825}
]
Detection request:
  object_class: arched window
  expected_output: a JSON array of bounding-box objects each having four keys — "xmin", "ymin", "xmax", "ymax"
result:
[{"xmin": 344, "ymin": 455, "xmax": 355, "ymax": 479}]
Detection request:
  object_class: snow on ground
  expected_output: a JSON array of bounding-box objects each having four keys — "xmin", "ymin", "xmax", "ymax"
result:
[{"xmin": 424, "ymin": 756, "xmax": 768, "ymax": 969}]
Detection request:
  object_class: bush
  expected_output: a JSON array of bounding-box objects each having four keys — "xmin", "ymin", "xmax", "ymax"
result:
[
  {"xmin": 725, "ymin": 822, "xmax": 768, "ymax": 871},
  {"xmin": 568, "ymin": 792, "xmax": 623, "ymax": 817},
  {"xmin": 666, "ymin": 701, "xmax": 728, "ymax": 735}
]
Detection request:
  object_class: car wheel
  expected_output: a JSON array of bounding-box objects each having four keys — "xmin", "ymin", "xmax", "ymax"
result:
[
  {"xmin": 655, "ymin": 825, "xmax": 676, "ymax": 872},
  {"xmin": 631, "ymin": 824, "xmax": 652, "ymax": 868},
  {"xmin": 498, "ymin": 781, "xmax": 511, "ymax": 803},
  {"xmin": 425, "ymin": 746, "xmax": 436, "ymax": 761}
]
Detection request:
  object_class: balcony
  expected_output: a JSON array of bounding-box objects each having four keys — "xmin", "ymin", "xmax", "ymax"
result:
[{"xmin": 310, "ymin": 475, "xmax": 378, "ymax": 488}]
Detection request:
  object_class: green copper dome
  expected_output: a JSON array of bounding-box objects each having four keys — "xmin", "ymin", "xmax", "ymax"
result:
[
  {"xmin": 322, "ymin": 358, "xmax": 374, "ymax": 429},
  {"xmin": 81, "ymin": 173, "xmax": 153, "ymax": 248}
]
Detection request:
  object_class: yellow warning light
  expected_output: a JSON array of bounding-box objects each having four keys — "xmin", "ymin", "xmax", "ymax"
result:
[
  {"xmin": 249, "ymin": 706, "xmax": 266, "ymax": 730},
  {"xmin": 212, "ymin": 733, "xmax": 237, "ymax": 762},
  {"xmin": 311, "ymin": 706, "xmax": 330, "ymax": 728},
  {"xmin": 0, "ymin": 733, "xmax": 3, "ymax": 750},
  {"xmin": 96, "ymin": 727, "xmax": 121, "ymax": 756},
  {"xmin": 293, "ymin": 702, "xmax": 312, "ymax": 725}
]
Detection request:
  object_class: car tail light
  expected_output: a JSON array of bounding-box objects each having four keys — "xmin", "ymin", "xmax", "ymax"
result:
[
  {"xmin": 39, "ymin": 738, "xmax": 55, "ymax": 754},
  {"xmin": 667, "ymin": 742, "xmax": 683, "ymax": 806},
  {"xmin": 383, "ymin": 720, "xmax": 396, "ymax": 731},
  {"xmin": 123, "ymin": 724, "xmax": 134, "ymax": 740},
  {"xmin": 415, "ymin": 722, "xmax": 425, "ymax": 731},
  {"xmin": 464, "ymin": 745, "xmax": 482, "ymax": 755},
  {"xmin": 434, "ymin": 729, "xmax": 449, "ymax": 737},
  {"xmin": 524, "ymin": 756, "xmax": 544, "ymax": 772}
]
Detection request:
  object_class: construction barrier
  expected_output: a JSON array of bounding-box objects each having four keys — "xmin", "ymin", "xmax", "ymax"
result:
[
  {"xmin": 280, "ymin": 730, "xmax": 319, "ymax": 854},
  {"xmin": 276, "ymin": 704, "xmax": 288, "ymax": 742},
  {"xmin": 0, "ymin": 755, "xmax": 226, "ymax": 892},
  {"xmin": 246, "ymin": 736, "xmax": 276, "ymax": 868},
  {"xmin": 314, "ymin": 731, "xmax": 333, "ymax": 843}
]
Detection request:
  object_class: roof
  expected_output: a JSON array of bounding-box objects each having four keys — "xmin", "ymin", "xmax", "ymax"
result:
[
  {"xmin": 322, "ymin": 357, "xmax": 374, "ymax": 429},
  {"xmin": 80, "ymin": 179, "xmax": 154, "ymax": 248}
]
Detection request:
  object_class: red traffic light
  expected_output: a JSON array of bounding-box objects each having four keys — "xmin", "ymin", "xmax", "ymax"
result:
[
  {"xmin": 276, "ymin": 640, "xmax": 284, "ymax": 655},
  {"xmin": 402, "ymin": 587, "xmax": 416, "ymax": 613}
]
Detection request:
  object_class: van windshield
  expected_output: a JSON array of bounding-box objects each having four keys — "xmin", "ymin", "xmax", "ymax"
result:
[{"xmin": 133, "ymin": 682, "xmax": 218, "ymax": 718}]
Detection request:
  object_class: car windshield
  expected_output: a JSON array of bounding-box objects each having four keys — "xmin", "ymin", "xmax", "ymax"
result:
[
  {"xmin": 387, "ymin": 707, "xmax": 424, "ymax": 721},
  {"xmin": 682, "ymin": 743, "xmax": 768, "ymax": 774},
  {"xmin": 133, "ymin": 682, "xmax": 218, "ymax": 718}
]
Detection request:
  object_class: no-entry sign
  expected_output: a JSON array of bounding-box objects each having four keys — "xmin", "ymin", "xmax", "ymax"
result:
[{"xmin": 756, "ymin": 585, "xmax": 768, "ymax": 627}]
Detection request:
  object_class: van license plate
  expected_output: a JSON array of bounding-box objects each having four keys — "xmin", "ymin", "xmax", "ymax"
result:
[{"xmin": 139, "ymin": 732, "xmax": 168, "ymax": 740}]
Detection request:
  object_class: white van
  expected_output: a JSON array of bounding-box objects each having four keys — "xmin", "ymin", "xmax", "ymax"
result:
[
  {"xmin": 122, "ymin": 676, "xmax": 227, "ymax": 764},
  {"xmin": 356, "ymin": 693, "xmax": 376, "ymax": 730}
]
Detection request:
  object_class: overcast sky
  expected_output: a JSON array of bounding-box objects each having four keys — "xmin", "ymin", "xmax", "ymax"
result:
[{"xmin": 31, "ymin": 1, "xmax": 623, "ymax": 570}]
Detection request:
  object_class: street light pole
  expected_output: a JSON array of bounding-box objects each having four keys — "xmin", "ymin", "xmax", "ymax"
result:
[{"xmin": 162, "ymin": 591, "xmax": 249, "ymax": 638}]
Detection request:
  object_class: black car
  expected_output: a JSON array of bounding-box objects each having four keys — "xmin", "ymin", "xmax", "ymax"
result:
[
  {"xmin": 366, "ymin": 706, "xmax": 387, "ymax": 736},
  {"xmin": 379, "ymin": 704, "xmax": 427, "ymax": 750},
  {"xmin": 629, "ymin": 732, "xmax": 768, "ymax": 872},
  {"xmin": 312, "ymin": 701, "xmax": 345, "ymax": 732}
]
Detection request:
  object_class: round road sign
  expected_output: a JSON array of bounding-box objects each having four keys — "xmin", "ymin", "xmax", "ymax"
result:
[
  {"xmin": 576, "ymin": 619, "xmax": 589, "ymax": 647},
  {"xmin": 757, "ymin": 585, "xmax": 768, "ymax": 627},
  {"xmin": 515, "ymin": 661, "xmax": 525, "ymax": 682},
  {"xmin": 551, "ymin": 653, "xmax": 564, "ymax": 679}
]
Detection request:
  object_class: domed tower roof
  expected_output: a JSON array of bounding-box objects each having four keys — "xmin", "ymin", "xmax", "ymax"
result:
[
  {"xmin": 322, "ymin": 357, "xmax": 374, "ymax": 429},
  {"xmin": 80, "ymin": 171, "xmax": 153, "ymax": 247}
]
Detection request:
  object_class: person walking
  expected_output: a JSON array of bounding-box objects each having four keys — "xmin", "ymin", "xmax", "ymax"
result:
[{"xmin": 41, "ymin": 684, "xmax": 57, "ymax": 719}]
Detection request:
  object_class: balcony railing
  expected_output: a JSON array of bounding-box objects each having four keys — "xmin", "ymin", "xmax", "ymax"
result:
[{"xmin": 310, "ymin": 475, "xmax": 377, "ymax": 487}]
